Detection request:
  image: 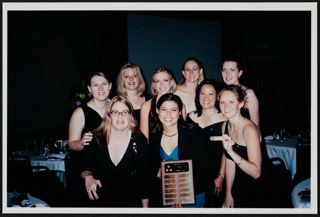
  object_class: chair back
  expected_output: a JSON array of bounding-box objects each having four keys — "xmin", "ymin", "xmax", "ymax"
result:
[
  {"xmin": 294, "ymin": 139, "xmax": 311, "ymax": 185},
  {"xmin": 8, "ymin": 155, "xmax": 33, "ymax": 193}
]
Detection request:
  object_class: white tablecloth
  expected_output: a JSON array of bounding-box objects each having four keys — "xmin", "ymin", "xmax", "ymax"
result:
[
  {"xmin": 30, "ymin": 153, "xmax": 66, "ymax": 186},
  {"xmin": 265, "ymin": 137, "xmax": 298, "ymax": 179},
  {"xmin": 291, "ymin": 178, "xmax": 310, "ymax": 208},
  {"xmin": 7, "ymin": 192, "xmax": 49, "ymax": 207}
]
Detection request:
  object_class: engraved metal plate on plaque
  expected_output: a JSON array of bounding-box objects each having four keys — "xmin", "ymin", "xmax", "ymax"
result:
[{"xmin": 161, "ymin": 159, "xmax": 195, "ymax": 206}]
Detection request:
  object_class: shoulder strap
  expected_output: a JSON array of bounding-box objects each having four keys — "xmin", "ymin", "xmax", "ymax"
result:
[
  {"xmin": 150, "ymin": 96, "xmax": 157, "ymax": 117},
  {"xmin": 224, "ymin": 121, "xmax": 229, "ymax": 135}
]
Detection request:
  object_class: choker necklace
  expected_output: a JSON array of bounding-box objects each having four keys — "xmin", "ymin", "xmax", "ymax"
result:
[{"xmin": 163, "ymin": 131, "xmax": 178, "ymax": 137}]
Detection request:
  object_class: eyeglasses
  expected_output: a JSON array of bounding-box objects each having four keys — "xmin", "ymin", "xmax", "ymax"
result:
[{"xmin": 110, "ymin": 110, "xmax": 131, "ymax": 117}]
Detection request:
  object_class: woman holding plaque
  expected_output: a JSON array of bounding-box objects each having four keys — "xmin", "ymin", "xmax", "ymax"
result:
[
  {"xmin": 218, "ymin": 85, "xmax": 266, "ymax": 208},
  {"xmin": 80, "ymin": 96, "xmax": 149, "ymax": 207},
  {"xmin": 149, "ymin": 93, "xmax": 210, "ymax": 207},
  {"xmin": 187, "ymin": 79, "xmax": 227, "ymax": 207}
]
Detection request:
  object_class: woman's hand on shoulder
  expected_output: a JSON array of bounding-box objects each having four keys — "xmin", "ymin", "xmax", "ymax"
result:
[{"xmin": 81, "ymin": 131, "xmax": 93, "ymax": 146}]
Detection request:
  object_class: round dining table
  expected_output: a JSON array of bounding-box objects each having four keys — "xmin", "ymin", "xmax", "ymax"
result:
[{"xmin": 265, "ymin": 136, "xmax": 298, "ymax": 179}]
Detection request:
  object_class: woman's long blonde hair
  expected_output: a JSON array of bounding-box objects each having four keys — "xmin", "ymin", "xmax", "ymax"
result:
[
  {"xmin": 116, "ymin": 63, "xmax": 146, "ymax": 97},
  {"xmin": 94, "ymin": 96, "xmax": 137, "ymax": 136},
  {"xmin": 151, "ymin": 67, "xmax": 177, "ymax": 95}
]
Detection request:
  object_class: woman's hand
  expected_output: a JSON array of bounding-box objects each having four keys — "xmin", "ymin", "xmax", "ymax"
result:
[
  {"xmin": 81, "ymin": 132, "xmax": 93, "ymax": 146},
  {"xmin": 156, "ymin": 168, "xmax": 162, "ymax": 179},
  {"xmin": 213, "ymin": 176, "xmax": 224, "ymax": 196},
  {"xmin": 84, "ymin": 175, "xmax": 102, "ymax": 200},
  {"xmin": 222, "ymin": 193, "xmax": 234, "ymax": 208},
  {"xmin": 172, "ymin": 203, "xmax": 184, "ymax": 208},
  {"xmin": 222, "ymin": 134, "xmax": 235, "ymax": 153}
]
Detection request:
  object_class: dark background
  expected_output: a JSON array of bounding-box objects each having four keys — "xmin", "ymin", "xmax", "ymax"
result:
[{"xmin": 7, "ymin": 11, "xmax": 311, "ymax": 149}]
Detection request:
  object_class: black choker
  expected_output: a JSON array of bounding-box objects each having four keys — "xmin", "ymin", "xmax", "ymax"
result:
[{"xmin": 163, "ymin": 131, "xmax": 178, "ymax": 137}]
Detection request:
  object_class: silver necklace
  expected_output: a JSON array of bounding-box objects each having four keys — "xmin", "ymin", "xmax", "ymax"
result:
[{"xmin": 162, "ymin": 131, "xmax": 178, "ymax": 137}]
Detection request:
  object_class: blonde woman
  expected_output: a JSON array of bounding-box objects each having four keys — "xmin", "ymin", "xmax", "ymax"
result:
[
  {"xmin": 80, "ymin": 96, "xmax": 149, "ymax": 207},
  {"xmin": 116, "ymin": 63, "xmax": 150, "ymax": 126},
  {"xmin": 140, "ymin": 67, "xmax": 186, "ymax": 140},
  {"xmin": 174, "ymin": 57, "xmax": 205, "ymax": 114}
]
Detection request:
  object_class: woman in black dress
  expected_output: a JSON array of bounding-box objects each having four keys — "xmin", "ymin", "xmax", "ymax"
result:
[
  {"xmin": 218, "ymin": 85, "xmax": 264, "ymax": 208},
  {"xmin": 67, "ymin": 71, "xmax": 112, "ymax": 206},
  {"xmin": 187, "ymin": 79, "xmax": 227, "ymax": 207},
  {"xmin": 80, "ymin": 96, "xmax": 149, "ymax": 207}
]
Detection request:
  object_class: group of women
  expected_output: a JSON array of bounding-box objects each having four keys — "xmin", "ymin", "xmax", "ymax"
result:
[{"xmin": 67, "ymin": 56, "xmax": 269, "ymax": 208}]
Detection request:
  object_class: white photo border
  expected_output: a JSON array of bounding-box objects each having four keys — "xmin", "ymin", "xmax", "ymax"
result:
[{"xmin": 2, "ymin": 2, "xmax": 317, "ymax": 214}]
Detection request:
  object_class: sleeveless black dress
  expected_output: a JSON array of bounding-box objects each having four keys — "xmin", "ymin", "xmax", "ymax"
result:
[
  {"xmin": 223, "ymin": 121, "xmax": 268, "ymax": 208},
  {"xmin": 81, "ymin": 105, "xmax": 103, "ymax": 134},
  {"xmin": 66, "ymin": 105, "xmax": 103, "ymax": 206},
  {"xmin": 133, "ymin": 93, "xmax": 152, "ymax": 129},
  {"xmin": 186, "ymin": 116, "xmax": 225, "ymax": 207}
]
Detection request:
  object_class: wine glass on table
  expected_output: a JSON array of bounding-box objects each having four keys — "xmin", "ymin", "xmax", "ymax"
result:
[{"xmin": 279, "ymin": 129, "xmax": 286, "ymax": 142}]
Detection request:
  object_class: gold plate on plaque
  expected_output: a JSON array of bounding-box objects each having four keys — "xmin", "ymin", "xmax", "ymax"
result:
[{"xmin": 161, "ymin": 159, "xmax": 195, "ymax": 206}]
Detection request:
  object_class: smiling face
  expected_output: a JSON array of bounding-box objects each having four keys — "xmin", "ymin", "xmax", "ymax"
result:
[
  {"xmin": 123, "ymin": 68, "xmax": 140, "ymax": 90},
  {"xmin": 88, "ymin": 75, "xmax": 111, "ymax": 101},
  {"xmin": 110, "ymin": 101, "xmax": 131, "ymax": 131},
  {"xmin": 152, "ymin": 71, "xmax": 173, "ymax": 95},
  {"xmin": 183, "ymin": 60, "xmax": 202, "ymax": 83},
  {"xmin": 219, "ymin": 90, "xmax": 244, "ymax": 120},
  {"xmin": 199, "ymin": 84, "xmax": 216, "ymax": 110},
  {"xmin": 158, "ymin": 100, "xmax": 180, "ymax": 129},
  {"xmin": 221, "ymin": 61, "xmax": 242, "ymax": 85}
]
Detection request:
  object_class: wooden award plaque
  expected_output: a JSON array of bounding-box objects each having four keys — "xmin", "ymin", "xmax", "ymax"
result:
[{"xmin": 161, "ymin": 159, "xmax": 195, "ymax": 206}]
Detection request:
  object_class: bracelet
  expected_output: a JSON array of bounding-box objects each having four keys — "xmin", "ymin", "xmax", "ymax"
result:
[
  {"xmin": 236, "ymin": 157, "xmax": 243, "ymax": 166},
  {"xmin": 219, "ymin": 173, "xmax": 225, "ymax": 178},
  {"xmin": 81, "ymin": 171, "xmax": 92, "ymax": 179}
]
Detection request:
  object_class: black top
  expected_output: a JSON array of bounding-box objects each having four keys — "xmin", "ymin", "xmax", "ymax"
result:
[
  {"xmin": 81, "ymin": 104, "xmax": 103, "ymax": 135},
  {"xmin": 148, "ymin": 96, "xmax": 159, "ymax": 136},
  {"xmin": 65, "ymin": 105, "xmax": 103, "ymax": 206},
  {"xmin": 223, "ymin": 121, "xmax": 267, "ymax": 208},
  {"xmin": 186, "ymin": 116, "xmax": 225, "ymax": 180},
  {"xmin": 149, "ymin": 125, "xmax": 211, "ymax": 195},
  {"xmin": 81, "ymin": 132, "xmax": 149, "ymax": 207},
  {"xmin": 132, "ymin": 93, "xmax": 152, "ymax": 129}
]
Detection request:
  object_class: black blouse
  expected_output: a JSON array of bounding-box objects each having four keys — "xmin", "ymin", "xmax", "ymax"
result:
[{"xmin": 81, "ymin": 132, "xmax": 149, "ymax": 207}]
